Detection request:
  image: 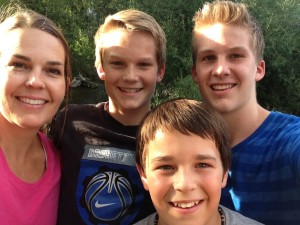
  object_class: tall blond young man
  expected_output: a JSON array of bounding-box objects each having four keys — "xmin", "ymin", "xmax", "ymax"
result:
[
  {"xmin": 51, "ymin": 9, "xmax": 166, "ymax": 225},
  {"xmin": 192, "ymin": 1, "xmax": 300, "ymax": 225}
]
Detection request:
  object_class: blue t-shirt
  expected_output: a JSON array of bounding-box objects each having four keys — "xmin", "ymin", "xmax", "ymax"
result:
[{"xmin": 220, "ymin": 111, "xmax": 300, "ymax": 225}]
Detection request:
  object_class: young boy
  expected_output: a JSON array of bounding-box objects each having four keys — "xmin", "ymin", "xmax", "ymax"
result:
[
  {"xmin": 134, "ymin": 99, "xmax": 263, "ymax": 225},
  {"xmin": 191, "ymin": 1, "xmax": 300, "ymax": 225},
  {"xmin": 51, "ymin": 9, "xmax": 166, "ymax": 225}
]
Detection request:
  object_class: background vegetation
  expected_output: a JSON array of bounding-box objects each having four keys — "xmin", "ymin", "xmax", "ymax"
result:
[{"xmin": 2, "ymin": 0, "xmax": 299, "ymax": 115}]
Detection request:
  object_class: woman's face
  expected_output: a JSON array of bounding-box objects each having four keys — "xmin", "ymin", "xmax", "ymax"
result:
[{"xmin": 0, "ymin": 27, "xmax": 66, "ymax": 129}]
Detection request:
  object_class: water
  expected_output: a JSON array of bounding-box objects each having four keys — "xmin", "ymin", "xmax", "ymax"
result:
[{"xmin": 68, "ymin": 82, "xmax": 108, "ymax": 104}]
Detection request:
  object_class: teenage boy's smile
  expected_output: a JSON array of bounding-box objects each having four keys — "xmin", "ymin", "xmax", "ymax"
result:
[
  {"xmin": 211, "ymin": 83, "xmax": 236, "ymax": 91},
  {"xmin": 118, "ymin": 87, "xmax": 143, "ymax": 93}
]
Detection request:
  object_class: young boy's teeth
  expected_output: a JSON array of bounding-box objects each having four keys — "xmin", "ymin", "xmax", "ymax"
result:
[
  {"xmin": 20, "ymin": 97, "xmax": 45, "ymax": 105},
  {"xmin": 173, "ymin": 201, "xmax": 200, "ymax": 208}
]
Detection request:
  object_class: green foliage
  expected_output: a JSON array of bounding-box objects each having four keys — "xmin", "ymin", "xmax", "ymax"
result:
[
  {"xmin": 152, "ymin": 75, "xmax": 201, "ymax": 107},
  {"xmin": 251, "ymin": 0, "xmax": 300, "ymax": 115},
  {"xmin": 4, "ymin": 0, "xmax": 299, "ymax": 115}
]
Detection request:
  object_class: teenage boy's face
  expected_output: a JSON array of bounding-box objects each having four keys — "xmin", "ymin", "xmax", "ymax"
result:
[
  {"xmin": 99, "ymin": 29, "xmax": 164, "ymax": 119},
  {"xmin": 138, "ymin": 129, "xmax": 227, "ymax": 225},
  {"xmin": 0, "ymin": 28, "xmax": 66, "ymax": 129},
  {"xmin": 192, "ymin": 23, "xmax": 265, "ymax": 115}
]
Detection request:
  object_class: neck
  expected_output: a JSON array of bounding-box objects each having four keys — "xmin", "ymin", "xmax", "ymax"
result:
[
  {"xmin": 0, "ymin": 115, "xmax": 40, "ymax": 159},
  {"xmin": 106, "ymin": 101, "xmax": 150, "ymax": 126},
  {"xmin": 221, "ymin": 104, "xmax": 270, "ymax": 147}
]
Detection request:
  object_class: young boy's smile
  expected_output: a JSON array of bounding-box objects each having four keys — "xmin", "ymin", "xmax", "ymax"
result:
[
  {"xmin": 139, "ymin": 129, "xmax": 228, "ymax": 225},
  {"xmin": 192, "ymin": 23, "xmax": 265, "ymax": 115},
  {"xmin": 99, "ymin": 29, "xmax": 164, "ymax": 124}
]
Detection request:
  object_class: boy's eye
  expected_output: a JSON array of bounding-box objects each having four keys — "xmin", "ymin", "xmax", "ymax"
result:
[
  {"xmin": 158, "ymin": 165, "xmax": 173, "ymax": 171},
  {"xmin": 138, "ymin": 62, "xmax": 151, "ymax": 68},
  {"xmin": 111, "ymin": 61, "xmax": 124, "ymax": 66},
  {"xmin": 196, "ymin": 163, "xmax": 210, "ymax": 168},
  {"xmin": 230, "ymin": 54, "xmax": 242, "ymax": 59},
  {"xmin": 201, "ymin": 55, "xmax": 216, "ymax": 62}
]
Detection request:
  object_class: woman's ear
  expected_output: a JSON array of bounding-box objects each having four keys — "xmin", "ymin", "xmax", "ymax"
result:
[
  {"xmin": 136, "ymin": 163, "xmax": 149, "ymax": 191},
  {"xmin": 96, "ymin": 65, "xmax": 105, "ymax": 80}
]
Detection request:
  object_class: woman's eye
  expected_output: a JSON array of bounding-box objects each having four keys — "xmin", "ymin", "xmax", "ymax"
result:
[
  {"xmin": 11, "ymin": 62, "xmax": 28, "ymax": 71},
  {"xmin": 47, "ymin": 68, "xmax": 62, "ymax": 76}
]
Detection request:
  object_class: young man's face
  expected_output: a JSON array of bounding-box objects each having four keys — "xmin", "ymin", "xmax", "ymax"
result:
[
  {"xmin": 98, "ymin": 29, "xmax": 165, "ymax": 124},
  {"xmin": 138, "ymin": 129, "xmax": 227, "ymax": 225},
  {"xmin": 192, "ymin": 23, "xmax": 265, "ymax": 115}
]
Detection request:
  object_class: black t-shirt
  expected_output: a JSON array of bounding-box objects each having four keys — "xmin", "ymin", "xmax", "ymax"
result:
[{"xmin": 51, "ymin": 102, "xmax": 155, "ymax": 225}]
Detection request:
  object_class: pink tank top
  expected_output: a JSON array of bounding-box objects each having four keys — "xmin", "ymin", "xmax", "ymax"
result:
[{"xmin": 0, "ymin": 132, "xmax": 61, "ymax": 225}]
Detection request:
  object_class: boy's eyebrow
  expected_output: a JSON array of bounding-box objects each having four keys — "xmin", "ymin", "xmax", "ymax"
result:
[
  {"xmin": 108, "ymin": 53, "xmax": 155, "ymax": 61},
  {"xmin": 151, "ymin": 155, "xmax": 173, "ymax": 163},
  {"xmin": 195, "ymin": 154, "xmax": 217, "ymax": 161},
  {"xmin": 151, "ymin": 154, "xmax": 217, "ymax": 162},
  {"xmin": 12, "ymin": 54, "xmax": 64, "ymax": 66},
  {"xmin": 198, "ymin": 46, "xmax": 248, "ymax": 54}
]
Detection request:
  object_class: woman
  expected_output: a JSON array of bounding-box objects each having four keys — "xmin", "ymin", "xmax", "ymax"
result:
[{"xmin": 0, "ymin": 4, "xmax": 71, "ymax": 225}]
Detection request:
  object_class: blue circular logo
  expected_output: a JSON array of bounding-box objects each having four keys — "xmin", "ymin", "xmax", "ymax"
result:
[{"xmin": 84, "ymin": 171, "xmax": 133, "ymax": 222}]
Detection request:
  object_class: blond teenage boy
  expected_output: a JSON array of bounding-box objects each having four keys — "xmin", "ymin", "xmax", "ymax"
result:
[
  {"xmin": 134, "ymin": 99, "xmax": 263, "ymax": 225},
  {"xmin": 192, "ymin": 1, "xmax": 300, "ymax": 225},
  {"xmin": 51, "ymin": 9, "xmax": 166, "ymax": 225}
]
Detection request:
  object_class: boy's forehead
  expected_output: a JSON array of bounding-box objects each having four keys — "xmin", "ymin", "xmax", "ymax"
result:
[
  {"xmin": 100, "ymin": 29, "xmax": 130, "ymax": 48},
  {"xmin": 99, "ymin": 29, "xmax": 153, "ymax": 48},
  {"xmin": 194, "ymin": 23, "xmax": 253, "ymax": 51},
  {"xmin": 147, "ymin": 129, "xmax": 221, "ymax": 157},
  {"xmin": 196, "ymin": 23, "xmax": 249, "ymax": 40}
]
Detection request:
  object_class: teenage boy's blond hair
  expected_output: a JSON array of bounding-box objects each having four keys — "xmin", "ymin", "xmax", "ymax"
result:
[
  {"xmin": 192, "ymin": 0, "xmax": 265, "ymax": 64},
  {"xmin": 94, "ymin": 9, "xmax": 166, "ymax": 70}
]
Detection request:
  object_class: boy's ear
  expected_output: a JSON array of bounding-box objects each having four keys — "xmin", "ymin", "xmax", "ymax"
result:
[
  {"xmin": 255, "ymin": 59, "xmax": 265, "ymax": 82},
  {"xmin": 96, "ymin": 65, "xmax": 105, "ymax": 80},
  {"xmin": 191, "ymin": 65, "xmax": 198, "ymax": 83},
  {"xmin": 156, "ymin": 64, "xmax": 166, "ymax": 83},
  {"xmin": 221, "ymin": 169, "xmax": 229, "ymax": 188},
  {"xmin": 136, "ymin": 163, "xmax": 149, "ymax": 191}
]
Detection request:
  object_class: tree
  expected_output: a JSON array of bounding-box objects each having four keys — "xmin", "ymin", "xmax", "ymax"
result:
[{"xmin": 2, "ymin": 0, "xmax": 299, "ymax": 114}]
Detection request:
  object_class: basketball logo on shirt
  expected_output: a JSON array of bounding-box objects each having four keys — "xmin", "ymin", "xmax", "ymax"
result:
[{"xmin": 82, "ymin": 169, "xmax": 134, "ymax": 224}]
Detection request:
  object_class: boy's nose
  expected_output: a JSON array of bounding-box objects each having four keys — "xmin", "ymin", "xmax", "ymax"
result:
[
  {"xmin": 213, "ymin": 58, "xmax": 230, "ymax": 77},
  {"xmin": 123, "ymin": 66, "xmax": 139, "ymax": 81},
  {"xmin": 173, "ymin": 169, "xmax": 197, "ymax": 192}
]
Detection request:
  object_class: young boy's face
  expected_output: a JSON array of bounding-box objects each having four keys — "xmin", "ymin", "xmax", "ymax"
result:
[
  {"xmin": 192, "ymin": 23, "xmax": 265, "ymax": 115},
  {"xmin": 98, "ymin": 29, "xmax": 164, "ymax": 121},
  {"xmin": 138, "ymin": 129, "xmax": 227, "ymax": 225}
]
